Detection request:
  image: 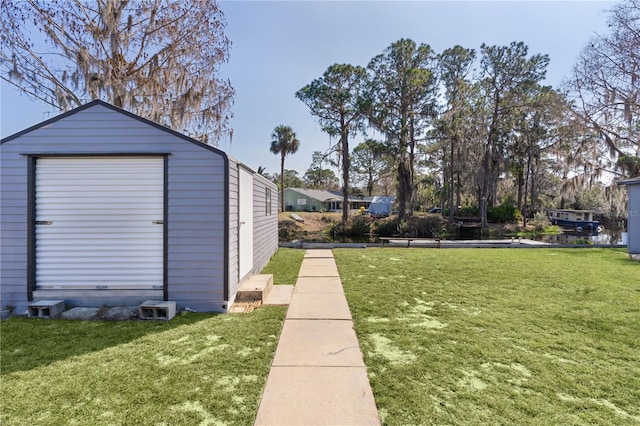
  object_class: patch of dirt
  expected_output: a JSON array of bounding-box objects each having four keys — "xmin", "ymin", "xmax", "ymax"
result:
[{"xmin": 278, "ymin": 211, "xmax": 341, "ymax": 241}]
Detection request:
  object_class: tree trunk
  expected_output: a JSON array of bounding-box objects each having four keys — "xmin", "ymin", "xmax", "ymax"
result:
[
  {"xmin": 481, "ymin": 97, "xmax": 500, "ymax": 228},
  {"xmin": 523, "ymin": 152, "xmax": 531, "ymax": 227},
  {"xmin": 448, "ymin": 135, "xmax": 456, "ymax": 223},
  {"xmin": 530, "ymin": 156, "xmax": 539, "ymax": 214},
  {"xmin": 480, "ymin": 144, "xmax": 491, "ymax": 228},
  {"xmin": 397, "ymin": 156, "xmax": 412, "ymax": 220},
  {"xmin": 456, "ymin": 146, "xmax": 462, "ymax": 213},
  {"xmin": 408, "ymin": 117, "xmax": 417, "ymax": 215},
  {"xmin": 516, "ymin": 166, "xmax": 524, "ymax": 212},
  {"xmin": 341, "ymin": 123, "xmax": 350, "ymax": 225}
]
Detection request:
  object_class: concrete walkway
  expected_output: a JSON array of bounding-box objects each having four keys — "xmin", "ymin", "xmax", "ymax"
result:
[{"xmin": 254, "ymin": 249, "xmax": 380, "ymax": 425}]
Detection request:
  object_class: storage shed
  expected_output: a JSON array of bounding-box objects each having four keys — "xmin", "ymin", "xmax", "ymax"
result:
[
  {"xmin": 1, "ymin": 100, "xmax": 278, "ymax": 314},
  {"xmin": 619, "ymin": 176, "xmax": 640, "ymax": 259}
]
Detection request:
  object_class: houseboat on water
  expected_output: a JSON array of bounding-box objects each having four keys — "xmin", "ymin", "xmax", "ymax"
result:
[{"xmin": 547, "ymin": 209, "xmax": 602, "ymax": 232}]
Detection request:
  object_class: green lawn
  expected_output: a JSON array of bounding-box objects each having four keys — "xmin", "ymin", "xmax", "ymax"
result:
[
  {"xmin": 2, "ymin": 248, "xmax": 638, "ymax": 425},
  {"xmin": 260, "ymin": 247, "xmax": 305, "ymax": 284},
  {"xmin": 1, "ymin": 308, "xmax": 286, "ymax": 425},
  {"xmin": 334, "ymin": 248, "xmax": 640, "ymax": 425}
]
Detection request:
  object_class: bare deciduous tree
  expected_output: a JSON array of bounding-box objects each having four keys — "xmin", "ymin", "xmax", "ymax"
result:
[
  {"xmin": 1, "ymin": 0, "xmax": 234, "ymax": 144},
  {"xmin": 567, "ymin": 0, "xmax": 639, "ymax": 173}
]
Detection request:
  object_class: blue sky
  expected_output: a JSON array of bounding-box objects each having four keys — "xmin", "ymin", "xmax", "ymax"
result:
[{"xmin": 1, "ymin": 1, "xmax": 614, "ymax": 177}]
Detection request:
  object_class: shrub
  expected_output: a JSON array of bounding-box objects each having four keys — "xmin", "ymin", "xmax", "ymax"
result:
[
  {"xmin": 487, "ymin": 203, "xmax": 522, "ymax": 223},
  {"xmin": 457, "ymin": 206, "xmax": 479, "ymax": 217},
  {"xmin": 328, "ymin": 216, "xmax": 371, "ymax": 241},
  {"xmin": 374, "ymin": 219, "xmax": 400, "ymax": 237},
  {"xmin": 348, "ymin": 216, "xmax": 371, "ymax": 238},
  {"xmin": 574, "ymin": 238, "xmax": 592, "ymax": 245},
  {"xmin": 531, "ymin": 211, "xmax": 550, "ymax": 232},
  {"xmin": 279, "ymin": 220, "xmax": 302, "ymax": 241},
  {"xmin": 320, "ymin": 215, "xmax": 333, "ymax": 223},
  {"xmin": 412, "ymin": 216, "xmax": 444, "ymax": 238},
  {"xmin": 373, "ymin": 216, "xmax": 444, "ymax": 238}
]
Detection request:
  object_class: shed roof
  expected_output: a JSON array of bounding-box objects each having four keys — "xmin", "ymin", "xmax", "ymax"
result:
[
  {"xmin": 618, "ymin": 176, "xmax": 640, "ymax": 186},
  {"xmin": 0, "ymin": 99, "xmax": 259, "ymax": 170}
]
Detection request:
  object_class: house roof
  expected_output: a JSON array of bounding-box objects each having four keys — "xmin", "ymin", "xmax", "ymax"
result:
[
  {"xmin": 285, "ymin": 188, "xmax": 375, "ymax": 203},
  {"xmin": 286, "ymin": 188, "xmax": 343, "ymax": 202},
  {"xmin": 618, "ymin": 176, "xmax": 640, "ymax": 186}
]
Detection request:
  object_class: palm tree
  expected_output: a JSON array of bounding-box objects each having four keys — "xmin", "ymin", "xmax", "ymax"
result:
[{"xmin": 270, "ymin": 125, "xmax": 300, "ymax": 212}]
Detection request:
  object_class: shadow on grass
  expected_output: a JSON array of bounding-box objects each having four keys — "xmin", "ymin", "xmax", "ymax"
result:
[
  {"xmin": 554, "ymin": 247, "xmax": 638, "ymax": 266},
  {"xmin": 0, "ymin": 312, "xmax": 214, "ymax": 375}
]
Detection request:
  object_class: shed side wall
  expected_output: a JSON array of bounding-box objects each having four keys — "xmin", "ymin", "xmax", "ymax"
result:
[
  {"xmin": 253, "ymin": 175, "xmax": 279, "ymax": 274},
  {"xmin": 0, "ymin": 147, "xmax": 28, "ymax": 312}
]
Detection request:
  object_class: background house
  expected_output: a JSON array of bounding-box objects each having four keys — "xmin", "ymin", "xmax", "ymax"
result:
[
  {"xmin": 619, "ymin": 177, "xmax": 640, "ymax": 259},
  {"xmin": 283, "ymin": 188, "xmax": 372, "ymax": 212},
  {"xmin": 0, "ymin": 100, "xmax": 278, "ymax": 314}
]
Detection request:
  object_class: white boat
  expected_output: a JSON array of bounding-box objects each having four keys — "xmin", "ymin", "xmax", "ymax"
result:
[{"xmin": 547, "ymin": 209, "xmax": 602, "ymax": 232}]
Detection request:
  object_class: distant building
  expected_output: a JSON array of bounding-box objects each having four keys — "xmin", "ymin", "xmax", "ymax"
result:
[
  {"xmin": 619, "ymin": 176, "xmax": 640, "ymax": 259},
  {"xmin": 283, "ymin": 188, "xmax": 373, "ymax": 212}
]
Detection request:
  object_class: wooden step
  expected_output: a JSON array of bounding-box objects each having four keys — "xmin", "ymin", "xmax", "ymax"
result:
[{"xmin": 235, "ymin": 274, "xmax": 273, "ymax": 302}]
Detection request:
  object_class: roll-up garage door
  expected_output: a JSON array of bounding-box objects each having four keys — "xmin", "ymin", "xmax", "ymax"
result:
[{"xmin": 35, "ymin": 157, "xmax": 164, "ymax": 289}]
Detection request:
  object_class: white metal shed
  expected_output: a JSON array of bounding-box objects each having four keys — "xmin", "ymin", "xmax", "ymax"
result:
[{"xmin": 0, "ymin": 100, "xmax": 278, "ymax": 313}]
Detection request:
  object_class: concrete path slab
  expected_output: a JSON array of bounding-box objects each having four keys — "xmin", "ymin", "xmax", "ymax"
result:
[
  {"xmin": 255, "ymin": 366, "xmax": 379, "ymax": 426},
  {"xmin": 254, "ymin": 249, "xmax": 380, "ymax": 426},
  {"xmin": 273, "ymin": 319, "xmax": 365, "ymax": 367},
  {"xmin": 301, "ymin": 257, "xmax": 339, "ymax": 268},
  {"xmin": 295, "ymin": 276, "xmax": 344, "ymax": 293},
  {"xmin": 298, "ymin": 265, "xmax": 340, "ymax": 277},
  {"xmin": 263, "ymin": 285, "xmax": 293, "ymax": 305},
  {"xmin": 286, "ymin": 292, "xmax": 352, "ymax": 320},
  {"xmin": 304, "ymin": 249, "xmax": 334, "ymax": 258}
]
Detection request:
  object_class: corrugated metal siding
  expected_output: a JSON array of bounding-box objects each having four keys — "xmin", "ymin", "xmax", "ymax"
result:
[
  {"xmin": 0, "ymin": 150, "xmax": 28, "ymax": 311},
  {"xmin": 253, "ymin": 175, "xmax": 279, "ymax": 275},
  {"xmin": 166, "ymin": 147, "xmax": 227, "ymax": 312},
  {"xmin": 1, "ymin": 103, "xmax": 230, "ymax": 312}
]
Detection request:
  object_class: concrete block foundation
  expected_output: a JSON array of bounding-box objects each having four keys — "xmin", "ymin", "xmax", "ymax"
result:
[
  {"xmin": 138, "ymin": 301, "xmax": 176, "ymax": 320},
  {"xmin": 28, "ymin": 300, "xmax": 65, "ymax": 318}
]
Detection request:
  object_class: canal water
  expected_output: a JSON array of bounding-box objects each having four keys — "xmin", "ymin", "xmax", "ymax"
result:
[{"xmin": 534, "ymin": 230, "xmax": 628, "ymax": 246}]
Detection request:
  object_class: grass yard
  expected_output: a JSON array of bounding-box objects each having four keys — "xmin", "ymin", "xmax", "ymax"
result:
[
  {"xmin": 1, "ymin": 307, "xmax": 286, "ymax": 425},
  {"xmin": 260, "ymin": 247, "xmax": 306, "ymax": 284},
  {"xmin": 334, "ymin": 248, "xmax": 640, "ymax": 425}
]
